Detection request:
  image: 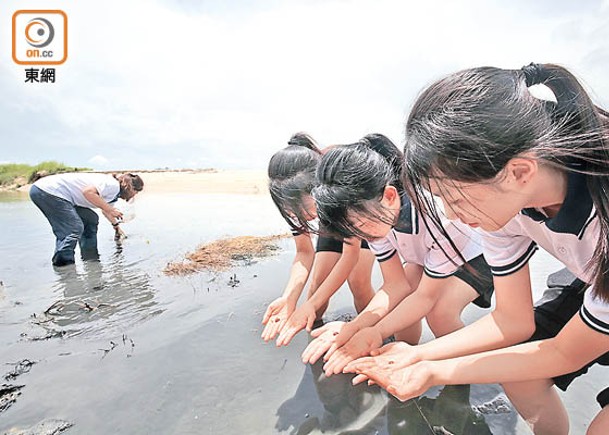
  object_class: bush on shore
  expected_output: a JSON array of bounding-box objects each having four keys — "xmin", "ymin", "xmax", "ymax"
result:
[{"xmin": 0, "ymin": 161, "xmax": 91, "ymax": 187}]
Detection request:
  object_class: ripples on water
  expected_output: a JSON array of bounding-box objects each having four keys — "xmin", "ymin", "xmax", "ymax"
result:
[{"xmin": 0, "ymin": 191, "xmax": 603, "ymax": 434}]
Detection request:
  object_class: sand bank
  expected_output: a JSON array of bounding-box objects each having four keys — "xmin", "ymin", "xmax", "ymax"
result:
[
  {"xmin": 4, "ymin": 169, "xmax": 269, "ymax": 196},
  {"xmin": 137, "ymin": 169, "xmax": 268, "ymax": 195}
]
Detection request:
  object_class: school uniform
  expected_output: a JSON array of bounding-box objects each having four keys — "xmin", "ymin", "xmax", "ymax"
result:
[
  {"xmin": 368, "ymin": 195, "xmax": 494, "ymax": 308},
  {"xmin": 481, "ymin": 168, "xmax": 609, "ymax": 406},
  {"xmin": 30, "ymin": 173, "xmax": 120, "ymax": 266}
]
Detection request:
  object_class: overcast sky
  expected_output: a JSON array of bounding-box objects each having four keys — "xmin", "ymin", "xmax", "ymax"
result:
[{"xmin": 2, "ymin": 0, "xmax": 609, "ymax": 170}]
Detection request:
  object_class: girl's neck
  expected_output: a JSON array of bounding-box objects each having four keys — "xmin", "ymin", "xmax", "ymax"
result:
[{"xmin": 530, "ymin": 166, "xmax": 568, "ymax": 218}]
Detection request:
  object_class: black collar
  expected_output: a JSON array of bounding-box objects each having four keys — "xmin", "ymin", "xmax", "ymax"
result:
[
  {"xmin": 394, "ymin": 194, "xmax": 419, "ymax": 234},
  {"xmin": 521, "ymin": 166, "xmax": 592, "ymax": 236}
]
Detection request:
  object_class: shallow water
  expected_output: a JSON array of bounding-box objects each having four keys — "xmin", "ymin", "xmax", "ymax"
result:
[{"xmin": 0, "ymin": 191, "xmax": 604, "ymax": 434}]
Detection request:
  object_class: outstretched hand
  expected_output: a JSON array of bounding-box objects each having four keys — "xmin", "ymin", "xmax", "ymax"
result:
[
  {"xmin": 301, "ymin": 321, "xmax": 346, "ymax": 365},
  {"xmin": 261, "ymin": 297, "xmax": 294, "ymax": 342},
  {"xmin": 276, "ymin": 300, "xmax": 318, "ymax": 347},
  {"xmin": 321, "ymin": 321, "xmax": 361, "ymax": 362},
  {"xmin": 322, "ymin": 326, "xmax": 383, "ymax": 377},
  {"xmin": 347, "ymin": 358, "xmax": 435, "ymax": 402},
  {"xmin": 344, "ymin": 341, "xmax": 421, "ymax": 384}
]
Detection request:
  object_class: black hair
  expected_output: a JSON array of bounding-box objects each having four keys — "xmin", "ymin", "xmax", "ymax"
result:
[
  {"xmin": 268, "ymin": 132, "xmax": 322, "ymax": 233},
  {"xmin": 313, "ymin": 133, "xmax": 403, "ymax": 240},
  {"xmin": 404, "ymin": 63, "xmax": 609, "ymax": 301}
]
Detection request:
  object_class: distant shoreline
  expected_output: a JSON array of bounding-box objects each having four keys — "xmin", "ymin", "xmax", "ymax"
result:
[{"xmin": 0, "ymin": 169, "xmax": 269, "ymax": 196}]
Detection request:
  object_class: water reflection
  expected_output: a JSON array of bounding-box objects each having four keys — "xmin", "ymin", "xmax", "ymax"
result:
[
  {"xmin": 387, "ymin": 385, "xmax": 493, "ymax": 434},
  {"xmin": 275, "ymin": 357, "xmax": 386, "ymax": 434},
  {"xmin": 24, "ymin": 247, "xmax": 162, "ymax": 341}
]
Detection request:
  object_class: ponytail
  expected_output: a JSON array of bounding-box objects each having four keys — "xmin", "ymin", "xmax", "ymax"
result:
[
  {"xmin": 287, "ymin": 132, "xmax": 322, "ymax": 153},
  {"xmin": 522, "ymin": 63, "xmax": 609, "ymax": 301},
  {"xmin": 360, "ymin": 133, "xmax": 405, "ymax": 191}
]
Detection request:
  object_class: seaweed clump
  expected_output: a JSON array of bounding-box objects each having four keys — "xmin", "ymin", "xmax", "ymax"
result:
[{"xmin": 164, "ymin": 234, "xmax": 289, "ymax": 276}]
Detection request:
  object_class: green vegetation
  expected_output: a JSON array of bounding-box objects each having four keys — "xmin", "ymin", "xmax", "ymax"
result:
[{"xmin": 0, "ymin": 161, "xmax": 91, "ymax": 187}]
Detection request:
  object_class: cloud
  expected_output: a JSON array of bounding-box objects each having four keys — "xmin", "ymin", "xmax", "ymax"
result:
[
  {"xmin": 1, "ymin": 0, "xmax": 609, "ymax": 169},
  {"xmin": 88, "ymin": 154, "xmax": 110, "ymax": 168}
]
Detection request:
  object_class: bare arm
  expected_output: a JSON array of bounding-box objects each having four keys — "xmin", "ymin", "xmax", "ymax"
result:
[
  {"xmin": 307, "ymin": 237, "xmax": 360, "ymax": 311},
  {"xmin": 359, "ymin": 313, "xmax": 609, "ymax": 402},
  {"xmin": 82, "ymin": 185, "xmax": 122, "ymax": 223},
  {"xmin": 414, "ymin": 264, "xmax": 536, "ymax": 361},
  {"xmin": 345, "ymin": 265, "xmax": 536, "ymax": 378},
  {"xmin": 432, "ymin": 314, "xmax": 609, "ymax": 385},
  {"xmin": 281, "ymin": 234, "xmax": 316, "ymax": 304},
  {"xmin": 261, "ymin": 234, "xmax": 315, "ymax": 341},
  {"xmin": 348, "ymin": 254, "xmax": 416, "ymax": 331},
  {"xmin": 375, "ymin": 273, "xmax": 444, "ymax": 339}
]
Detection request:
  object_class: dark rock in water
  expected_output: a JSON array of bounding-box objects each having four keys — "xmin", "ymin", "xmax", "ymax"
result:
[
  {"xmin": 0, "ymin": 383, "xmax": 24, "ymax": 413},
  {"xmin": 4, "ymin": 418, "xmax": 74, "ymax": 435},
  {"xmin": 4, "ymin": 359, "xmax": 37, "ymax": 382}
]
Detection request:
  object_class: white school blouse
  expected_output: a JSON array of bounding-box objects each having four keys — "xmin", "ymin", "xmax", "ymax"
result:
[
  {"xmin": 34, "ymin": 173, "xmax": 120, "ymax": 209},
  {"xmin": 368, "ymin": 194, "xmax": 483, "ymax": 278},
  {"xmin": 481, "ymin": 169, "xmax": 609, "ymax": 335}
]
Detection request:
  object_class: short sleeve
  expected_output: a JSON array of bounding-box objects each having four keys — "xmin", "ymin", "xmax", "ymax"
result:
[
  {"xmin": 580, "ymin": 288, "xmax": 609, "ymax": 335},
  {"xmin": 368, "ymin": 237, "xmax": 397, "ymax": 263},
  {"xmin": 482, "ymin": 225, "xmax": 538, "ymax": 277},
  {"xmin": 423, "ymin": 219, "xmax": 483, "ymax": 278},
  {"xmin": 97, "ymin": 177, "xmax": 120, "ymax": 203}
]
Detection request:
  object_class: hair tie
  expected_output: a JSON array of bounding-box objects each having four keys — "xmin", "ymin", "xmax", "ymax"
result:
[{"xmin": 521, "ymin": 63, "xmax": 550, "ymax": 87}]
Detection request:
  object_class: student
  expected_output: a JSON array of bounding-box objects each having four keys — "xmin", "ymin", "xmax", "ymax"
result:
[
  {"xmin": 301, "ymin": 134, "xmax": 493, "ymax": 377},
  {"xmin": 30, "ymin": 172, "xmax": 144, "ymax": 266},
  {"xmin": 345, "ymin": 64, "xmax": 609, "ymax": 434},
  {"xmin": 261, "ymin": 133, "xmax": 376, "ymax": 346}
]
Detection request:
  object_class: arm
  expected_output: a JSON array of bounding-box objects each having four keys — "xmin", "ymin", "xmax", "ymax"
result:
[
  {"xmin": 275, "ymin": 238, "xmax": 360, "ymax": 346},
  {"xmin": 359, "ymin": 314, "xmax": 609, "ymax": 402},
  {"xmin": 374, "ymin": 273, "xmax": 445, "ymax": 340},
  {"xmin": 321, "ymin": 256, "xmax": 416, "ymax": 358},
  {"xmin": 82, "ymin": 185, "xmax": 123, "ymax": 223},
  {"xmin": 301, "ymin": 256, "xmax": 415, "ymax": 365},
  {"xmin": 307, "ymin": 237, "xmax": 360, "ymax": 311},
  {"xmin": 261, "ymin": 234, "xmax": 314, "ymax": 341},
  {"xmin": 345, "ymin": 255, "xmax": 417, "ymax": 333},
  {"xmin": 344, "ymin": 265, "xmax": 536, "ymax": 377},
  {"xmin": 415, "ymin": 265, "xmax": 536, "ymax": 361}
]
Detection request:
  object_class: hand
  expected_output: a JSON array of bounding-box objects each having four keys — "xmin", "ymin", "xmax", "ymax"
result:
[
  {"xmin": 349, "ymin": 359, "xmax": 435, "ymax": 402},
  {"xmin": 322, "ymin": 327, "xmax": 383, "ymax": 377},
  {"xmin": 322, "ymin": 321, "xmax": 361, "ymax": 362},
  {"xmin": 276, "ymin": 300, "xmax": 318, "ymax": 347},
  {"xmin": 103, "ymin": 207, "xmax": 123, "ymax": 223},
  {"xmin": 301, "ymin": 321, "xmax": 346, "ymax": 365},
  {"xmin": 344, "ymin": 341, "xmax": 421, "ymax": 384},
  {"xmin": 261, "ymin": 297, "xmax": 294, "ymax": 342}
]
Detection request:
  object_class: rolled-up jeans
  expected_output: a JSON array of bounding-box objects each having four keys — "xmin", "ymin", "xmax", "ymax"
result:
[{"xmin": 30, "ymin": 185, "xmax": 99, "ymax": 266}]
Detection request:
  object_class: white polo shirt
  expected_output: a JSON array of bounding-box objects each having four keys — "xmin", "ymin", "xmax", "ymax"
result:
[
  {"xmin": 368, "ymin": 194, "xmax": 484, "ymax": 278},
  {"xmin": 481, "ymin": 169, "xmax": 609, "ymax": 335},
  {"xmin": 34, "ymin": 173, "xmax": 120, "ymax": 209}
]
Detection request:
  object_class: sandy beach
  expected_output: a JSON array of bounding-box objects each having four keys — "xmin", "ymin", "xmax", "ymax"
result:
[
  {"xmin": 6, "ymin": 169, "xmax": 270, "ymax": 196},
  {"xmin": 138, "ymin": 169, "xmax": 269, "ymax": 195}
]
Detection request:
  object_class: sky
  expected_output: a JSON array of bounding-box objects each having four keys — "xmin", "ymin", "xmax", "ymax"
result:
[{"xmin": 1, "ymin": 0, "xmax": 609, "ymax": 170}]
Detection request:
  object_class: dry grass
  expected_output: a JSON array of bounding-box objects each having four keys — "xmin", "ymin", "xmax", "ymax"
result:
[{"xmin": 164, "ymin": 234, "xmax": 290, "ymax": 276}]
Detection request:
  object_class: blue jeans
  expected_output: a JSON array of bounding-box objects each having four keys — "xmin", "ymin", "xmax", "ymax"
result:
[{"xmin": 30, "ymin": 185, "xmax": 99, "ymax": 266}]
